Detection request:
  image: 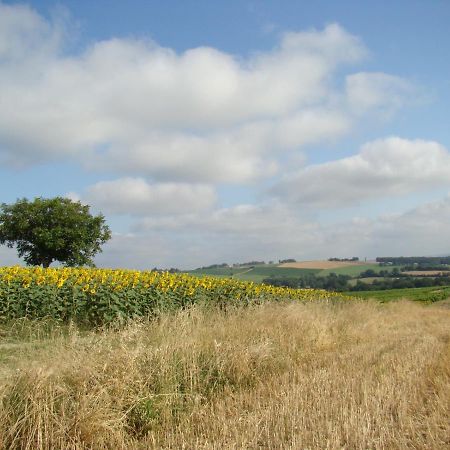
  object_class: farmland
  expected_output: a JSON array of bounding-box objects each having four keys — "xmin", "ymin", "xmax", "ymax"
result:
[
  {"xmin": 318, "ymin": 263, "xmax": 404, "ymax": 277},
  {"xmin": 189, "ymin": 264, "xmax": 321, "ymax": 283},
  {"xmin": 0, "ymin": 266, "xmax": 344, "ymax": 325},
  {"xmin": 346, "ymin": 285, "xmax": 450, "ymax": 302},
  {"xmin": 189, "ymin": 261, "xmax": 450, "ymax": 299},
  {"xmin": 0, "ymin": 298, "xmax": 449, "ymax": 449},
  {"xmin": 188, "ymin": 260, "xmax": 407, "ymax": 281},
  {"xmin": 278, "ymin": 260, "xmax": 368, "ymax": 269},
  {"xmin": 1, "ymin": 265, "xmax": 449, "ymax": 448},
  {"xmin": 188, "ymin": 261, "xmax": 373, "ymax": 281}
]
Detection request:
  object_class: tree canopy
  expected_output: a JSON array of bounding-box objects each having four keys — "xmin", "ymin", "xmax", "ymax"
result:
[{"xmin": 0, "ymin": 197, "xmax": 111, "ymax": 267}]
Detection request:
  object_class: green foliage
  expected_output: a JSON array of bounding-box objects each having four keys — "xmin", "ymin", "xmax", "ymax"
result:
[
  {"xmin": 0, "ymin": 267, "xmax": 347, "ymax": 326},
  {"xmin": 188, "ymin": 267, "xmax": 251, "ymax": 277},
  {"xmin": 0, "ymin": 197, "xmax": 111, "ymax": 267},
  {"xmin": 188, "ymin": 265, "xmax": 321, "ymax": 283},
  {"xmin": 346, "ymin": 286, "xmax": 450, "ymax": 302},
  {"xmin": 263, "ymin": 273, "xmax": 351, "ymax": 291},
  {"xmin": 376, "ymin": 256, "xmax": 450, "ymax": 265},
  {"xmin": 318, "ymin": 264, "xmax": 404, "ymax": 277}
]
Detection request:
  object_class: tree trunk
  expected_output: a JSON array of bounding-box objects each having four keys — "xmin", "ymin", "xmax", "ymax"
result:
[{"xmin": 42, "ymin": 258, "xmax": 52, "ymax": 268}]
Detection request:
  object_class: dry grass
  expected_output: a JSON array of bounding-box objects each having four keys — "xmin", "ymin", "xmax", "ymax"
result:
[
  {"xmin": 403, "ymin": 271, "xmax": 450, "ymax": 277},
  {"xmin": 0, "ymin": 300, "xmax": 449, "ymax": 449}
]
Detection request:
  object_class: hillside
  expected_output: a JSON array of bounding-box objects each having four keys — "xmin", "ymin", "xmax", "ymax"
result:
[{"xmin": 187, "ymin": 260, "xmax": 379, "ymax": 283}]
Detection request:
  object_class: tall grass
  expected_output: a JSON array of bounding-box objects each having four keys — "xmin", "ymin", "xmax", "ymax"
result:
[{"xmin": 0, "ymin": 299, "xmax": 449, "ymax": 449}]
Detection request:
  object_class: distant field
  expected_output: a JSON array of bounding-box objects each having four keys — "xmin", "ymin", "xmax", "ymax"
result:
[
  {"xmin": 319, "ymin": 264, "xmax": 404, "ymax": 277},
  {"xmin": 279, "ymin": 260, "xmax": 371, "ymax": 269},
  {"xmin": 188, "ymin": 265, "xmax": 321, "ymax": 283},
  {"xmin": 188, "ymin": 262, "xmax": 406, "ymax": 282},
  {"xmin": 347, "ymin": 285, "xmax": 450, "ymax": 302},
  {"xmin": 188, "ymin": 267, "xmax": 250, "ymax": 278},
  {"xmin": 234, "ymin": 266, "xmax": 320, "ymax": 283},
  {"xmin": 403, "ymin": 270, "xmax": 450, "ymax": 276},
  {"xmin": 348, "ymin": 277, "xmax": 384, "ymax": 286}
]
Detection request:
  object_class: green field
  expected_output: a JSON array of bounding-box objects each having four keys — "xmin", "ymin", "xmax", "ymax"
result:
[
  {"xmin": 346, "ymin": 285, "xmax": 450, "ymax": 302},
  {"xmin": 189, "ymin": 263, "xmax": 405, "ymax": 282},
  {"xmin": 188, "ymin": 267, "xmax": 251, "ymax": 278},
  {"xmin": 188, "ymin": 264, "xmax": 450, "ymax": 300},
  {"xmin": 319, "ymin": 264, "xmax": 404, "ymax": 277},
  {"xmin": 348, "ymin": 277, "xmax": 384, "ymax": 286},
  {"xmin": 188, "ymin": 265, "xmax": 321, "ymax": 283}
]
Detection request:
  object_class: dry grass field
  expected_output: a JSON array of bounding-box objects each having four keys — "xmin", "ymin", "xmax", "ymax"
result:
[
  {"xmin": 0, "ymin": 300, "xmax": 449, "ymax": 449},
  {"xmin": 403, "ymin": 271, "xmax": 450, "ymax": 277},
  {"xmin": 279, "ymin": 260, "xmax": 372, "ymax": 269}
]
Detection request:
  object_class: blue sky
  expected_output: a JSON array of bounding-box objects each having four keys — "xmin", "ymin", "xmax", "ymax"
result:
[{"xmin": 1, "ymin": 0, "xmax": 450, "ymax": 269}]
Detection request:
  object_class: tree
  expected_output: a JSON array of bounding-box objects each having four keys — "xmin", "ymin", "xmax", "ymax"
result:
[{"xmin": 0, "ymin": 197, "xmax": 111, "ymax": 267}]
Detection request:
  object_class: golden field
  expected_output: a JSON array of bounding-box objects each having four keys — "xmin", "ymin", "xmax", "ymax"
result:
[{"xmin": 0, "ymin": 299, "xmax": 449, "ymax": 449}]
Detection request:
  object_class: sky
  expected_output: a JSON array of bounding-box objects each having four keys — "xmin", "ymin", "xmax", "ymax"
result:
[{"xmin": 1, "ymin": 0, "xmax": 450, "ymax": 269}]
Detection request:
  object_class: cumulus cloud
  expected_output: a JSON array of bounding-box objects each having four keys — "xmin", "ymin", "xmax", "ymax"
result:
[
  {"xmin": 114, "ymin": 203, "xmax": 326, "ymax": 268},
  {"xmin": 346, "ymin": 72, "xmax": 415, "ymax": 115},
  {"xmin": 96, "ymin": 195, "xmax": 450, "ymax": 269},
  {"xmin": 3, "ymin": 194, "xmax": 447, "ymax": 270},
  {"xmin": 0, "ymin": 3, "xmax": 412, "ymax": 183},
  {"xmin": 1, "ymin": 3, "xmax": 436, "ymax": 269},
  {"xmin": 272, "ymin": 137, "xmax": 450, "ymax": 208},
  {"xmin": 0, "ymin": 245, "xmax": 22, "ymax": 266},
  {"xmin": 81, "ymin": 178, "xmax": 217, "ymax": 215},
  {"xmin": 0, "ymin": 2, "xmax": 62, "ymax": 62},
  {"xmin": 91, "ymin": 110, "xmax": 350, "ymax": 183},
  {"xmin": 332, "ymin": 196, "xmax": 450, "ymax": 257}
]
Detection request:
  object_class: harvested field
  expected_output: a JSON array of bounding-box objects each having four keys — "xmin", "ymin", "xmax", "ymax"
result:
[
  {"xmin": 403, "ymin": 270, "xmax": 450, "ymax": 277},
  {"xmin": 0, "ymin": 300, "xmax": 449, "ymax": 449},
  {"xmin": 279, "ymin": 260, "xmax": 374, "ymax": 269}
]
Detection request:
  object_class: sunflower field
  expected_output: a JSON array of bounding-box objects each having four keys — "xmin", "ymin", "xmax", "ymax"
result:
[{"xmin": 0, "ymin": 266, "xmax": 348, "ymax": 325}]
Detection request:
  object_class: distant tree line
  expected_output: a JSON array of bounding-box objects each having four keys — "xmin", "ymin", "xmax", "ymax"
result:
[
  {"xmin": 196, "ymin": 261, "xmax": 270, "ymax": 270},
  {"xmin": 401, "ymin": 264, "xmax": 450, "ymax": 271},
  {"xmin": 351, "ymin": 276, "xmax": 450, "ymax": 291},
  {"xmin": 234, "ymin": 261, "xmax": 266, "ymax": 267},
  {"xmin": 152, "ymin": 267, "xmax": 180, "ymax": 273},
  {"xmin": 357, "ymin": 268, "xmax": 450, "ymax": 278},
  {"xmin": 328, "ymin": 257, "xmax": 359, "ymax": 262},
  {"xmin": 263, "ymin": 273, "xmax": 351, "ymax": 291},
  {"xmin": 263, "ymin": 272, "xmax": 450, "ymax": 292},
  {"xmin": 196, "ymin": 263, "xmax": 230, "ymax": 270},
  {"xmin": 376, "ymin": 256, "xmax": 450, "ymax": 265}
]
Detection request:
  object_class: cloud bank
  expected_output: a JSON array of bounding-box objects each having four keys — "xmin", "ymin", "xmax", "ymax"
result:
[
  {"xmin": 272, "ymin": 137, "xmax": 450, "ymax": 207},
  {"xmin": 0, "ymin": 3, "xmax": 410, "ymax": 184},
  {"xmin": 1, "ymin": 2, "xmax": 447, "ymax": 269}
]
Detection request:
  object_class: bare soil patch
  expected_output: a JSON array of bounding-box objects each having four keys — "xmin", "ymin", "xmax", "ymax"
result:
[{"xmin": 279, "ymin": 260, "xmax": 373, "ymax": 269}]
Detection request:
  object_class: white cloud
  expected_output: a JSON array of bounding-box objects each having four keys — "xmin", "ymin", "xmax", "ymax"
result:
[
  {"xmin": 0, "ymin": 245, "xmax": 22, "ymax": 266},
  {"xmin": 0, "ymin": 2, "xmax": 61, "ymax": 62},
  {"xmin": 272, "ymin": 137, "xmax": 450, "ymax": 208},
  {"xmin": 82, "ymin": 177, "xmax": 217, "ymax": 215},
  {"xmin": 94, "ymin": 231, "xmax": 175, "ymax": 270},
  {"xmin": 346, "ymin": 72, "xmax": 415, "ymax": 116},
  {"xmin": 1, "ymin": 3, "xmax": 436, "ymax": 270},
  {"xmin": 114, "ymin": 203, "xmax": 326, "ymax": 268},
  {"xmin": 331, "ymin": 196, "xmax": 450, "ymax": 257},
  {"xmin": 90, "ymin": 110, "xmax": 350, "ymax": 183},
  {"xmin": 3, "ymin": 194, "xmax": 447, "ymax": 270},
  {"xmin": 95, "ymin": 195, "xmax": 450, "ymax": 269},
  {"xmin": 0, "ymin": 4, "xmax": 412, "ymax": 183}
]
